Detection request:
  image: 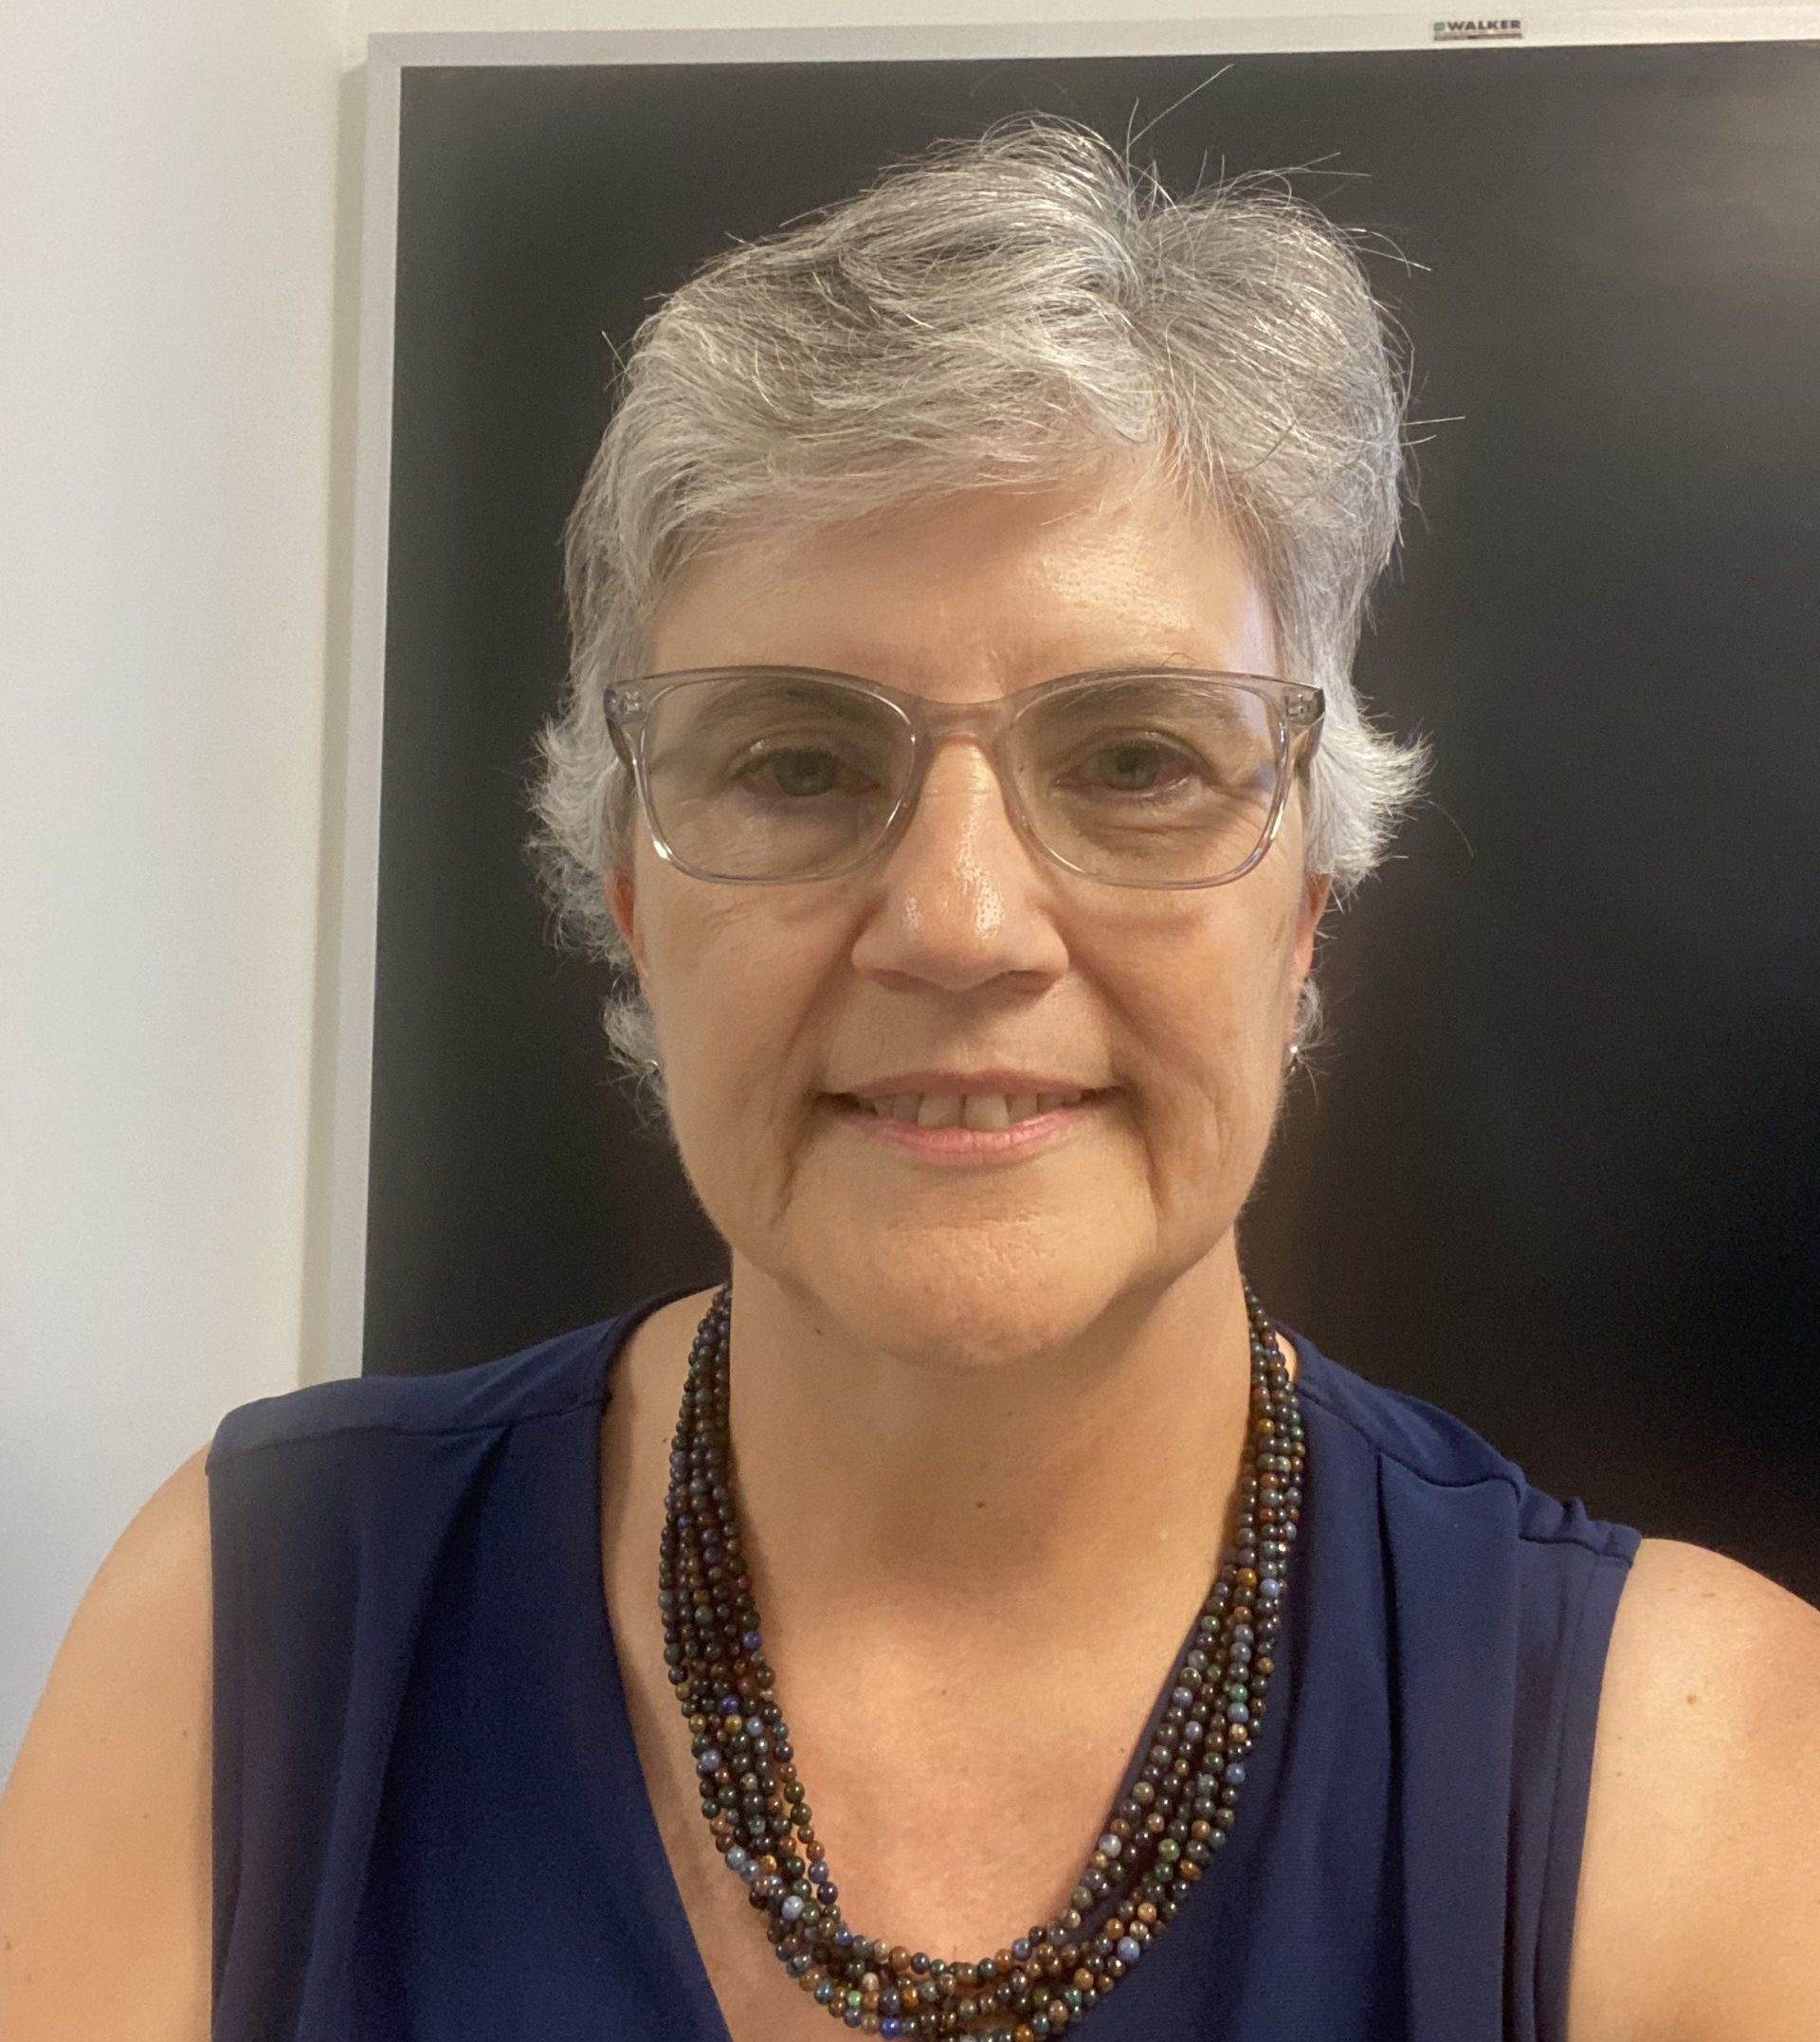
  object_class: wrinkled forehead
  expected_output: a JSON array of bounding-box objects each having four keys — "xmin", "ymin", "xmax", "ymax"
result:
[{"xmin": 641, "ymin": 472, "xmax": 1281, "ymax": 697}]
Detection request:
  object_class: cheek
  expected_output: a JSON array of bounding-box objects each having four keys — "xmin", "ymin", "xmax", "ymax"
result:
[
  {"xmin": 644, "ymin": 886, "xmax": 833, "ymax": 1106},
  {"xmin": 1097, "ymin": 905, "xmax": 1295, "ymax": 1125},
  {"xmin": 1152, "ymin": 906, "xmax": 1285, "ymax": 1027}
]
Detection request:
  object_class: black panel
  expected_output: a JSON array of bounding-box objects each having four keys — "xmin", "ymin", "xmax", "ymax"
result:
[{"xmin": 372, "ymin": 46, "xmax": 1820, "ymax": 1604}]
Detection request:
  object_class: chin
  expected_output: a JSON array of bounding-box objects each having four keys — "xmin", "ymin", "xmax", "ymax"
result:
[{"xmin": 790, "ymin": 1224, "xmax": 1138, "ymax": 1374}]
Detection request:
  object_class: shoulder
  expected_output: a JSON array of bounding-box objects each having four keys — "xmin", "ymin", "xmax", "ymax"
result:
[
  {"xmin": 0, "ymin": 1447, "xmax": 213, "ymax": 2040},
  {"xmin": 1284, "ymin": 1325, "xmax": 1639, "ymax": 1559},
  {"xmin": 1568, "ymin": 1535, "xmax": 1820, "ymax": 2042},
  {"xmin": 206, "ymin": 1312, "xmax": 635, "ymax": 1469}
]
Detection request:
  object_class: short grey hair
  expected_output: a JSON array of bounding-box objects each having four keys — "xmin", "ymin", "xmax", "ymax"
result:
[{"xmin": 525, "ymin": 118, "xmax": 1431, "ymax": 1116}]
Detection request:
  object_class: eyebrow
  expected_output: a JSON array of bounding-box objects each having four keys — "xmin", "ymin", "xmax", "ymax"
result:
[
  {"xmin": 659, "ymin": 663, "xmax": 1269, "ymax": 729},
  {"xmin": 680, "ymin": 673, "xmax": 887, "ymax": 726}
]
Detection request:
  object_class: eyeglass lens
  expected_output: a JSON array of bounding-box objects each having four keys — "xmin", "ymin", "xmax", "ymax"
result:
[{"xmin": 639, "ymin": 671, "xmax": 1286, "ymax": 885}]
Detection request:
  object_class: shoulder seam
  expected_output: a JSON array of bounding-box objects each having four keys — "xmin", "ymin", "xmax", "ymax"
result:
[
  {"xmin": 207, "ymin": 1320, "xmax": 624, "ymax": 1467},
  {"xmin": 208, "ymin": 1387, "xmax": 607, "ymax": 1465},
  {"xmin": 1294, "ymin": 1374, "xmax": 1636, "ymax": 1561}
]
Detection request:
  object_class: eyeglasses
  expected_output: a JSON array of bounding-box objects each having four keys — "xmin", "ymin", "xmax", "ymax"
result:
[{"xmin": 601, "ymin": 665, "xmax": 1323, "ymax": 890}]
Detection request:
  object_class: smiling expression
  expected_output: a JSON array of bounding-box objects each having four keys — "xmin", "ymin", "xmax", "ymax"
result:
[{"xmin": 608, "ymin": 465, "xmax": 1329, "ymax": 1374}]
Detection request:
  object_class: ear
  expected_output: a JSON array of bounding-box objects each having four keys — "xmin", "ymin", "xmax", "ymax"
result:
[
  {"xmin": 1293, "ymin": 869, "xmax": 1332, "ymax": 976},
  {"xmin": 607, "ymin": 866, "xmax": 645, "ymax": 976}
]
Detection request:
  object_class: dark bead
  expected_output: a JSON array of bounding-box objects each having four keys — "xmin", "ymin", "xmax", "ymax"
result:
[{"xmin": 666, "ymin": 1278, "xmax": 1295, "ymax": 2036}]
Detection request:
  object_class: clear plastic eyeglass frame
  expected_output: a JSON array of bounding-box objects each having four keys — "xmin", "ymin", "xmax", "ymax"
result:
[{"xmin": 600, "ymin": 664, "xmax": 1325, "ymax": 890}]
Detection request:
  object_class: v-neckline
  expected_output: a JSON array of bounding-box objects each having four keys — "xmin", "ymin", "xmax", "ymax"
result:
[
  {"xmin": 574, "ymin": 1285, "xmax": 1307, "ymax": 2042},
  {"xmin": 583, "ymin": 1284, "xmax": 740, "ymax": 2042}
]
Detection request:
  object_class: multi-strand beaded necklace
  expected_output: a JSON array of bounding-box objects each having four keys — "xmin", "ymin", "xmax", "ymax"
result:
[{"xmin": 658, "ymin": 1281, "xmax": 1304, "ymax": 2038}]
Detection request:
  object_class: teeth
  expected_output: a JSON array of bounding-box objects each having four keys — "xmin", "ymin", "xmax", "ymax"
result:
[
  {"xmin": 916, "ymin": 1095, "xmax": 962, "ymax": 1129},
  {"xmin": 960, "ymin": 1096, "xmax": 1011, "ymax": 1132},
  {"xmin": 859, "ymin": 1090, "xmax": 1088, "ymax": 1126}
]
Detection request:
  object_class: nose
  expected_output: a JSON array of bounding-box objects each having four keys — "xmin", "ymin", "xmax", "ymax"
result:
[{"xmin": 846, "ymin": 738, "xmax": 1069, "ymax": 994}]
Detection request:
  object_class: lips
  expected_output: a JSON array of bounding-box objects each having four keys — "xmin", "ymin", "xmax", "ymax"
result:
[
  {"xmin": 844, "ymin": 1090, "xmax": 1096, "ymax": 1130},
  {"xmin": 824, "ymin": 1089, "xmax": 1117, "ymax": 1165}
]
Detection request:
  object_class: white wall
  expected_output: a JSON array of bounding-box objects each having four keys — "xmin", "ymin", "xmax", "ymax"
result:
[
  {"xmin": 0, "ymin": 0, "xmax": 1791, "ymax": 1783},
  {"xmin": 347, "ymin": 0, "xmax": 1777, "ymax": 40},
  {"xmin": 0, "ymin": 0, "xmax": 344, "ymax": 1776}
]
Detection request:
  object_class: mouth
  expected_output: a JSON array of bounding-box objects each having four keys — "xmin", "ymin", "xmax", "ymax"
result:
[
  {"xmin": 835, "ymin": 1085, "xmax": 1114, "ymax": 1126},
  {"xmin": 822, "ymin": 1087, "xmax": 1117, "ymax": 1158}
]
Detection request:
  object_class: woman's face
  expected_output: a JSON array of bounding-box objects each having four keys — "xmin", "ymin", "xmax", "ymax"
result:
[{"xmin": 610, "ymin": 467, "xmax": 1329, "ymax": 1372}]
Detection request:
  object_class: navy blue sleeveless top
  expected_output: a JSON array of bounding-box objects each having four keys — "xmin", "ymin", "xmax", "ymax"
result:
[{"xmin": 206, "ymin": 1286, "xmax": 1641, "ymax": 2041}]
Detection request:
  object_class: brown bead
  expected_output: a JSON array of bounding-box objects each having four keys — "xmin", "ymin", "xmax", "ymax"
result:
[{"xmin": 666, "ymin": 1284, "xmax": 1297, "ymax": 2042}]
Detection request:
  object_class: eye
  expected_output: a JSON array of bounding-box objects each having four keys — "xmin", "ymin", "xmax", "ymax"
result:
[
  {"xmin": 734, "ymin": 744, "xmax": 876, "ymax": 800},
  {"xmin": 1066, "ymin": 738, "xmax": 1205, "ymax": 797}
]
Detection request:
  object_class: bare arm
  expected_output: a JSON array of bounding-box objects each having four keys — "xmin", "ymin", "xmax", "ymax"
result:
[
  {"xmin": 0, "ymin": 1447, "xmax": 213, "ymax": 2042},
  {"xmin": 1568, "ymin": 1536, "xmax": 1820, "ymax": 2042}
]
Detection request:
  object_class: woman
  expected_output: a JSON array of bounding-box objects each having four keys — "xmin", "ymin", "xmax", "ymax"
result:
[{"xmin": 2, "ymin": 119, "xmax": 1815, "ymax": 2042}]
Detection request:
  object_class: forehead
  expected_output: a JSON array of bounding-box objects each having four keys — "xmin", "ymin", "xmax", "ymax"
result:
[{"xmin": 643, "ymin": 469, "xmax": 1281, "ymax": 693}]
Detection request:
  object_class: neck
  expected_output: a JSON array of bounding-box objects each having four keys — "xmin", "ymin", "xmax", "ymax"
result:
[{"xmin": 718, "ymin": 1241, "xmax": 1279, "ymax": 1654}]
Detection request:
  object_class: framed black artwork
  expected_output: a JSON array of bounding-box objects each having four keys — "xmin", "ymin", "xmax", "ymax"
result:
[{"xmin": 326, "ymin": 24, "xmax": 1820, "ymax": 1605}]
